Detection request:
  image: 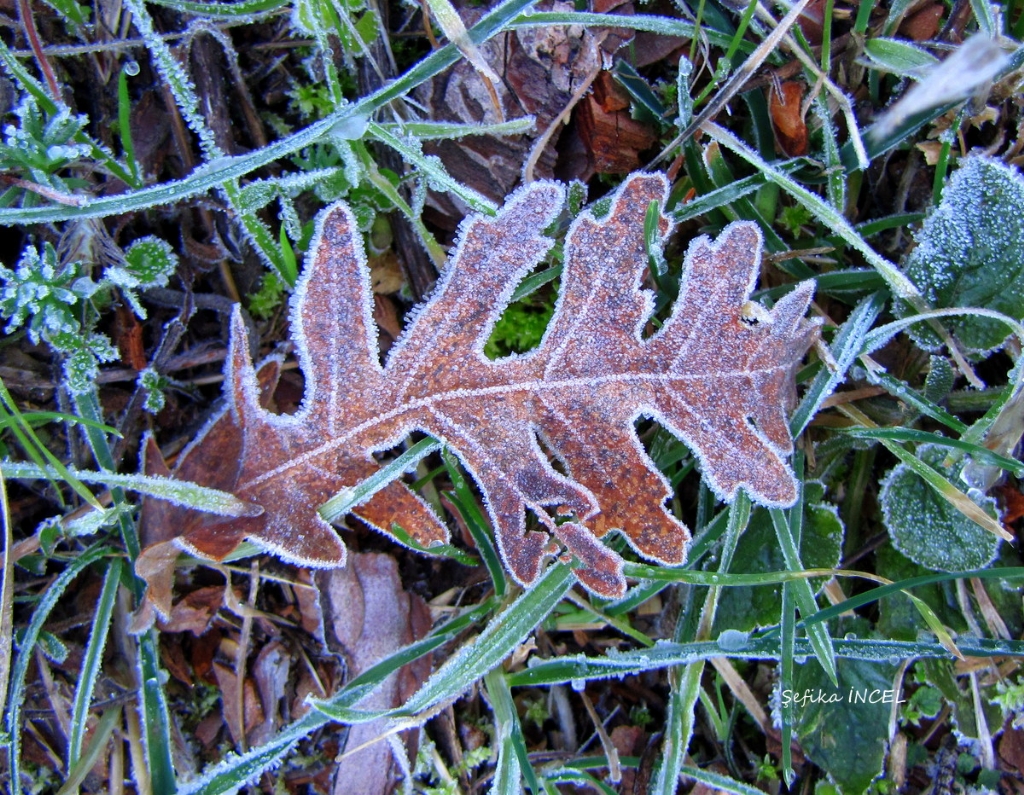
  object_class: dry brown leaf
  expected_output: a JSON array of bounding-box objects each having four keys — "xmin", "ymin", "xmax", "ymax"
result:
[
  {"xmin": 212, "ymin": 661, "xmax": 264, "ymax": 747},
  {"xmin": 576, "ymin": 73, "xmax": 659, "ymax": 175},
  {"xmin": 139, "ymin": 173, "xmax": 819, "ymax": 598},
  {"xmin": 249, "ymin": 641, "xmax": 291, "ymax": 748},
  {"xmin": 769, "ymin": 80, "xmax": 809, "ymax": 157},
  {"xmin": 158, "ymin": 585, "xmax": 224, "ymax": 636},
  {"xmin": 319, "ymin": 553, "xmax": 432, "ymax": 795},
  {"xmin": 898, "ymin": 3, "xmax": 944, "ymax": 41}
]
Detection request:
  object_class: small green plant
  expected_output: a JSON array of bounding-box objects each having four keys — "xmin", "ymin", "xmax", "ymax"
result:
[
  {"xmin": 521, "ymin": 696, "xmax": 549, "ymax": 729},
  {"xmin": 993, "ymin": 675, "xmax": 1024, "ymax": 728},
  {"xmin": 901, "ymin": 684, "xmax": 943, "ymax": 727},
  {"xmin": 0, "ymin": 243, "xmax": 117, "ymax": 394},
  {"xmin": 0, "ymin": 95, "xmax": 91, "ymax": 201},
  {"xmin": 484, "ymin": 292, "xmax": 556, "ymax": 359},
  {"xmin": 288, "ymin": 83, "xmax": 338, "ymax": 120},
  {"xmin": 247, "ymin": 271, "xmax": 289, "ymax": 320},
  {"xmin": 0, "ymin": 233, "xmax": 176, "ymax": 394},
  {"xmin": 756, "ymin": 755, "xmax": 780, "ymax": 783}
]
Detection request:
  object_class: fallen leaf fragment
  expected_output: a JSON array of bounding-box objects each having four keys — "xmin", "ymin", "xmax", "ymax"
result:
[
  {"xmin": 769, "ymin": 80, "xmax": 809, "ymax": 156},
  {"xmin": 249, "ymin": 641, "xmax": 291, "ymax": 748},
  {"xmin": 139, "ymin": 172, "xmax": 819, "ymax": 598},
  {"xmin": 899, "ymin": 3, "xmax": 944, "ymax": 41},
  {"xmin": 319, "ymin": 553, "xmax": 432, "ymax": 795},
  {"xmin": 575, "ymin": 72, "xmax": 659, "ymax": 175}
]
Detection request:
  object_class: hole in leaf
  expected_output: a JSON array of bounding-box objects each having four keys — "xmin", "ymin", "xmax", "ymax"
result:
[
  {"xmin": 483, "ymin": 263, "xmax": 560, "ymax": 360},
  {"xmin": 739, "ymin": 300, "xmax": 770, "ymax": 328}
]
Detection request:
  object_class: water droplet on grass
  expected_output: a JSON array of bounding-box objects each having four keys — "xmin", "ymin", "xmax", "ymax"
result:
[{"xmin": 718, "ymin": 628, "xmax": 750, "ymax": 651}]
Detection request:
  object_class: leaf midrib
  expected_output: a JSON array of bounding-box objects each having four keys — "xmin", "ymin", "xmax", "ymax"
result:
[{"xmin": 239, "ymin": 365, "xmax": 788, "ymax": 491}]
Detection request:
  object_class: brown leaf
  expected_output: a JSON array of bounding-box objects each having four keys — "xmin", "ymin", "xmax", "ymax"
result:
[
  {"xmin": 212, "ymin": 661, "xmax": 264, "ymax": 747},
  {"xmin": 159, "ymin": 585, "xmax": 224, "ymax": 636},
  {"xmin": 769, "ymin": 81, "xmax": 809, "ymax": 157},
  {"xmin": 114, "ymin": 299, "xmax": 147, "ymax": 371},
  {"xmin": 417, "ymin": 7, "xmax": 620, "ymax": 213},
  {"xmin": 899, "ymin": 3, "xmax": 944, "ymax": 41},
  {"xmin": 140, "ymin": 173, "xmax": 819, "ymax": 598},
  {"xmin": 576, "ymin": 73, "xmax": 659, "ymax": 175},
  {"xmin": 795, "ymin": 0, "xmax": 827, "ymax": 45},
  {"xmin": 248, "ymin": 641, "xmax": 291, "ymax": 748},
  {"xmin": 997, "ymin": 483, "xmax": 1024, "ymax": 528}
]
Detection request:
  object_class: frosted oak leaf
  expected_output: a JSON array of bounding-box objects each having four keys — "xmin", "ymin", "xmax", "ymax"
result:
[{"xmin": 139, "ymin": 173, "xmax": 820, "ymax": 601}]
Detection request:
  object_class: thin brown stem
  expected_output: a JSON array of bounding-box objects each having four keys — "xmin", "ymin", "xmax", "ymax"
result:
[
  {"xmin": 17, "ymin": 0, "xmax": 62, "ymax": 102},
  {"xmin": 0, "ymin": 174, "xmax": 86, "ymax": 206}
]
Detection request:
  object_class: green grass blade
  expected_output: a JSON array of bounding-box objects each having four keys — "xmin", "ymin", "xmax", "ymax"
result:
[
  {"xmin": 803, "ymin": 567, "xmax": 1024, "ymax": 628},
  {"xmin": 5, "ymin": 544, "xmax": 110, "ymax": 794},
  {"xmin": 147, "ymin": 0, "xmax": 287, "ymax": 15},
  {"xmin": 681, "ymin": 765, "xmax": 768, "ymax": 795},
  {"xmin": 838, "ymin": 427, "xmax": 1024, "ymax": 475},
  {"xmin": 319, "ymin": 437, "xmax": 442, "ymax": 521},
  {"xmin": 543, "ymin": 768, "xmax": 618, "ymax": 794},
  {"xmin": 2, "ymin": 461, "xmax": 262, "ymax": 518},
  {"xmin": 0, "ymin": 0, "xmax": 541, "ymax": 227},
  {"xmin": 653, "ymin": 494, "xmax": 749, "ymax": 793},
  {"xmin": 70, "ymin": 391, "xmax": 176, "ymax": 793},
  {"xmin": 0, "ymin": 466, "xmax": 13, "ymax": 728},
  {"xmin": 507, "ymin": 264, "xmax": 561, "ymax": 304},
  {"xmin": 314, "ymin": 563, "xmax": 574, "ymax": 723},
  {"xmin": 789, "ymin": 291, "xmax": 886, "ymax": 437},
  {"xmin": 117, "ymin": 68, "xmax": 142, "ymax": 188},
  {"xmin": 67, "ymin": 558, "xmax": 122, "ymax": 768},
  {"xmin": 770, "ymin": 508, "xmax": 837, "ymax": 684},
  {"xmin": 338, "ymin": 598, "xmax": 496, "ymax": 705},
  {"xmin": 505, "ymin": 635, "xmax": 1024, "ymax": 687},
  {"xmin": 179, "ymin": 719, "xmax": 314, "ymax": 794},
  {"xmin": 652, "ymin": 662, "xmax": 702, "ymax": 794},
  {"xmin": 508, "ymin": 12, "xmax": 732, "ymax": 46},
  {"xmin": 485, "ymin": 667, "xmax": 539, "ymax": 794},
  {"xmin": 57, "ymin": 706, "xmax": 122, "ymax": 795},
  {"xmin": 670, "ymin": 161, "xmax": 805, "ymax": 223},
  {"xmin": 0, "ymin": 383, "xmax": 104, "ymax": 510},
  {"xmin": 706, "ymin": 122, "xmax": 922, "ymax": 301},
  {"xmin": 368, "ymin": 122, "xmax": 497, "ymax": 214},
  {"xmin": 779, "ymin": 578, "xmax": 797, "ymax": 786},
  {"xmin": 182, "ymin": 598, "xmax": 498, "ymax": 793},
  {"xmin": 381, "ymin": 118, "xmax": 536, "ymax": 139},
  {"xmin": 860, "ymin": 308, "xmax": 1024, "ymax": 358},
  {"xmin": 442, "ymin": 449, "xmax": 507, "ymax": 595},
  {"xmin": 138, "ymin": 631, "xmax": 177, "ymax": 793},
  {"xmin": 970, "ymin": 0, "xmax": 998, "ymax": 35},
  {"xmin": 866, "ymin": 370, "xmax": 969, "ymax": 434}
]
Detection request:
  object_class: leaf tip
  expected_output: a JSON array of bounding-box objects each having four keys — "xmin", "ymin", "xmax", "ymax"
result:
[
  {"xmin": 554, "ymin": 522, "xmax": 627, "ymax": 598},
  {"xmin": 250, "ymin": 514, "xmax": 348, "ymax": 569},
  {"xmin": 227, "ymin": 305, "xmax": 262, "ymax": 425}
]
